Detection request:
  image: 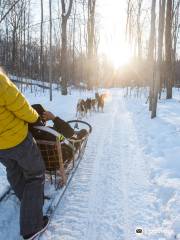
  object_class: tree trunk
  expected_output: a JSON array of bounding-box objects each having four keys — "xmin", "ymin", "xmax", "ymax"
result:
[
  {"xmin": 137, "ymin": 0, "xmax": 142, "ymax": 59},
  {"xmin": 87, "ymin": 0, "xmax": 96, "ymax": 89},
  {"xmin": 165, "ymin": 0, "xmax": 173, "ymax": 99},
  {"xmin": 12, "ymin": 29, "xmax": 17, "ymax": 72},
  {"xmin": 61, "ymin": 17, "xmax": 68, "ymax": 95},
  {"xmin": 148, "ymin": 0, "xmax": 156, "ymax": 112},
  {"xmin": 151, "ymin": 0, "xmax": 166, "ymax": 118},
  {"xmin": 40, "ymin": 0, "xmax": 44, "ymax": 83},
  {"xmin": 172, "ymin": 1, "xmax": 180, "ymax": 87},
  {"xmin": 49, "ymin": 0, "xmax": 52, "ymax": 101},
  {"xmin": 60, "ymin": 0, "xmax": 73, "ymax": 95}
]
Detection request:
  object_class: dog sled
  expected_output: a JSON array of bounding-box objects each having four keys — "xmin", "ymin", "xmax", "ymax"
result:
[
  {"xmin": 35, "ymin": 119, "xmax": 92, "ymax": 188},
  {"xmin": 0, "ymin": 120, "xmax": 91, "ymax": 198},
  {"xmin": 31, "ymin": 119, "xmax": 92, "ymax": 239}
]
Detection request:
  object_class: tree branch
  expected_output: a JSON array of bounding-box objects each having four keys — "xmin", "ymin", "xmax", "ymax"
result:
[
  {"xmin": 65, "ymin": 0, "xmax": 73, "ymax": 19},
  {"xmin": 0, "ymin": 0, "xmax": 21, "ymax": 24}
]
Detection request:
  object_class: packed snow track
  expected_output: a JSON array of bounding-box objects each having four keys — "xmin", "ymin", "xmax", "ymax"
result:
[
  {"xmin": 40, "ymin": 91, "xmax": 162, "ymax": 240},
  {"xmin": 0, "ymin": 90, "xmax": 168, "ymax": 240}
]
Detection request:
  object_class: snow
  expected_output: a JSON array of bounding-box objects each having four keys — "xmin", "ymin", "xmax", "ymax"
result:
[
  {"xmin": 0, "ymin": 87, "xmax": 180, "ymax": 239},
  {"xmin": 10, "ymin": 75, "xmax": 53, "ymax": 88},
  {"xmin": 0, "ymin": 166, "xmax": 9, "ymax": 199}
]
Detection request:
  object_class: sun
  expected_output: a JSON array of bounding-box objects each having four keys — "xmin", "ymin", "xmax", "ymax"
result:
[{"xmin": 108, "ymin": 44, "xmax": 132, "ymax": 69}]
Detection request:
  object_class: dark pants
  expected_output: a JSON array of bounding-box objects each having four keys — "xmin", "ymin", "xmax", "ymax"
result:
[{"xmin": 0, "ymin": 133, "xmax": 45, "ymax": 236}]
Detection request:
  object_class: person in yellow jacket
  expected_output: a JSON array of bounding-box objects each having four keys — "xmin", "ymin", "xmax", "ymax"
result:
[{"xmin": 0, "ymin": 69, "xmax": 49, "ymax": 240}]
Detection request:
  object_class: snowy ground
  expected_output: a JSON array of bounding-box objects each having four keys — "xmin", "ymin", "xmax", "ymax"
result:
[{"xmin": 0, "ymin": 87, "xmax": 180, "ymax": 239}]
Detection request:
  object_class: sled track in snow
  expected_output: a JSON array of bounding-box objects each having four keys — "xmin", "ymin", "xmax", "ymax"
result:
[
  {"xmin": 85, "ymin": 99, "xmax": 124, "ymax": 240},
  {"xmin": 41, "ymin": 97, "xmax": 125, "ymax": 240},
  {"xmin": 0, "ymin": 91, "xmax": 168, "ymax": 240},
  {"xmin": 41, "ymin": 92, "xmax": 165, "ymax": 240}
]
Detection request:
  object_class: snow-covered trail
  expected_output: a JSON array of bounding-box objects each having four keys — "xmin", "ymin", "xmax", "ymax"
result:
[
  {"xmin": 0, "ymin": 89, "xmax": 172, "ymax": 240},
  {"xmin": 42, "ymin": 92, "xmax": 163, "ymax": 240}
]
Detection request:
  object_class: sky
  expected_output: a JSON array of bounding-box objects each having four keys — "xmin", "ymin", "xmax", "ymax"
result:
[
  {"xmin": 31, "ymin": 0, "xmax": 130, "ymax": 67},
  {"xmin": 97, "ymin": 0, "xmax": 129, "ymax": 67},
  {"xmin": 32, "ymin": 0, "xmax": 127, "ymax": 44},
  {"xmin": 97, "ymin": 0, "xmax": 127, "ymax": 52},
  {"xmin": 91, "ymin": 0, "xmax": 131, "ymax": 67}
]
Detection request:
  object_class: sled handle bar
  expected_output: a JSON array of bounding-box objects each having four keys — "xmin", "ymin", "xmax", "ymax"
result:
[
  {"xmin": 67, "ymin": 120, "xmax": 92, "ymax": 133},
  {"xmin": 33, "ymin": 126, "xmax": 75, "ymax": 150}
]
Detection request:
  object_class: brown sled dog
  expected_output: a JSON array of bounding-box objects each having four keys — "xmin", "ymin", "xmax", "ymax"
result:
[{"xmin": 97, "ymin": 94, "xmax": 105, "ymax": 112}]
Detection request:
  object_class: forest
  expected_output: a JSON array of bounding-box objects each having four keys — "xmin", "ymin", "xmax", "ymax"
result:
[{"xmin": 0, "ymin": 0, "xmax": 180, "ymax": 113}]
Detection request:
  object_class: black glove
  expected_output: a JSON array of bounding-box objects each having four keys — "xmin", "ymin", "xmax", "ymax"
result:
[
  {"xmin": 31, "ymin": 104, "xmax": 46, "ymax": 125},
  {"xmin": 28, "ymin": 116, "xmax": 45, "ymax": 132}
]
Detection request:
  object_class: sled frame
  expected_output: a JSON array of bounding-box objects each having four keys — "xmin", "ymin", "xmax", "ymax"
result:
[{"xmin": 34, "ymin": 120, "xmax": 91, "ymax": 189}]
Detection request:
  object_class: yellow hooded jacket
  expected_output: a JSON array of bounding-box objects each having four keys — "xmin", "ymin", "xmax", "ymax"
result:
[{"xmin": 0, "ymin": 72, "xmax": 39, "ymax": 149}]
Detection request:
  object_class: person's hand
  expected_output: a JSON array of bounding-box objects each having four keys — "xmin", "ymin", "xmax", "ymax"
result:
[{"xmin": 42, "ymin": 111, "xmax": 56, "ymax": 121}]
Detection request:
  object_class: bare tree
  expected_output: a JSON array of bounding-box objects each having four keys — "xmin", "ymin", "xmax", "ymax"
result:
[
  {"xmin": 87, "ymin": 0, "xmax": 96, "ymax": 89},
  {"xmin": 137, "ymin": 0, "xmax": 143, "ymax": 58},
  {"xmin": 60, "ymin": 0, "xmax": 73, "ymax": 95},
  {"xmin": 8, "ymin": 0, "xmax": 25, "ymax": 72},
  {"xmin": 148, "ymin": 0, "xmax": 156, "ymax": 111},
  {"xmin": 172, "ymin": 0, "xmax": 180, "ymax": 88},
  {"xmin": 49, "ymin": 0, "xmax": 52, "ymax": 100},
  {"xmin": 165, "ymin": 0, "xmax": 173, "ymax": 99},
  {"xmin": 151, "ymin": 0, "xmax": 166, "ymax": 118},
  {"xmin": 40, "ymin": 0, "xmax": 44, "ymax": 83},
  {"xmin": 0, "ymin": 0, "xmax": 21, "ymax": 24}
]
